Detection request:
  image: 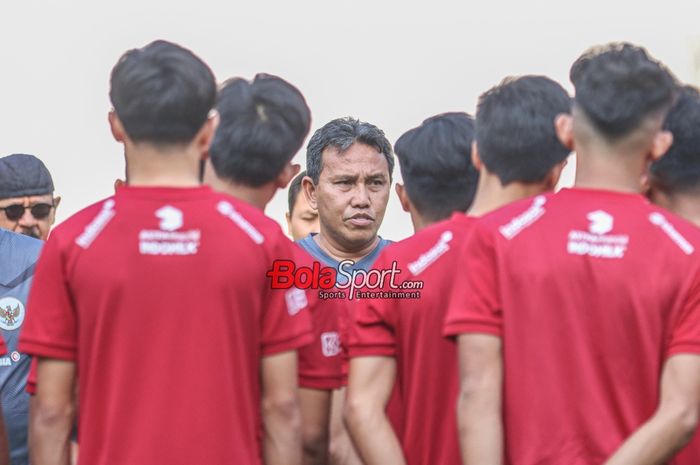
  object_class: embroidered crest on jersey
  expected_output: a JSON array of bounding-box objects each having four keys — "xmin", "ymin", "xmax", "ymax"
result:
[
  {"xmin": 139, "ymin": 206, "xmax": 201, "ymax": 256},
  {"xmin": 649, "ymin": 212, "xmax": 694, "ymax": 255},
  {"xmin": 76, "ymin": 199, "xmax": 116, "ymax": 249},
  {"xmin": 567, "ymin": 210, "xmax": 629, "ymax": 259},
  {"xmin": 285, "ymin": 288, "xmax": 308, "ymax": 316},
  {"xmin": 321, "ymin": 332, "xmax": 341, "ymax": 357},
  {"xmin": 499, "ymin": 196, "xmax": 547, "ymax": 239},
  {"xmin": 216, "ymin": 201, "xmax": 264, "ymax": 244},
  {"xmin": 0, "ymin": 297, "xmax": 25, "ymax": 331},
  {"xmin": 408, "ymin": 231, "xmax": 453, "ymax": 276}
]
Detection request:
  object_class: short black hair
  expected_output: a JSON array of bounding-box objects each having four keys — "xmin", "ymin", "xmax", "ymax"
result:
[
  {"xmin": 394, "ymin": 113, "xmax": 478, "ymax": 221},
  {"xmin": 476, "ymin": 75, "xmax": 571, "ymax": 185},
  {"xmin": 650, "ymin": 85, "xmax": 700, "ymax": 193},
  {"xmin": 306, "ymin": 117, "xmax": 394, "ymax": 184},
  {"xmin": 109, "ymin": 40, "xmax": 216, "ymax": 144},
  {"xmin": 210, "ymin": 74, "xmax": 311, "ymax": 187},
  {"xmin": 570, "ymin": 42, "xmax": 677, "ymax": 139},
  {"xmin": 288, "ymin": 170, "xmax": 307, "ymax": 214}
]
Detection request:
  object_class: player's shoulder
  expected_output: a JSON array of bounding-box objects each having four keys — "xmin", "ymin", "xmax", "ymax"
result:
[
  {"xmin": 209, "ymin": 192, "xmax": 289, "ymax": 246},
  {"xmin": 0, "ymin": 230, "xmax": 42, "ymax": 284},
  {"xmin": 643, "ymin": 203, "xmax": 700, "ymax": 253},
  {"xmin": 387, "ymin": 213, "xmax": 475, "ymax": 258},
  {"xmin": 50, "ymin": 196, "xmax": 117, "ymax": 244},
  {"xmin": 476, "ymin": 193, "xmax": 552, "ymax": 240}
]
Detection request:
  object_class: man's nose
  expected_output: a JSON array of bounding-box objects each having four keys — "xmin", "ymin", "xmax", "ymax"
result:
[
  {"xmin": 18, "ymin": 206, "xmax": 38, "ymax": 226},
  {"xmin": 350, "ymin": 184, "xmax": 371, "ymax": 208}
]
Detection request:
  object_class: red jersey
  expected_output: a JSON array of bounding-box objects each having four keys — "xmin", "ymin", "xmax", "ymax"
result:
[
  {"xmin": 295, "ymin": 247, "xmax": 344, "ymax": 390},
  {"xmin": 19, "ymin": 186, "xmax": 312, "ymax": 465},
  {"xmin": 444, "ymin": 188, "xmax": 700, "ymax": 465},
  {"xmin": 348, "ymin": 213, "xmax": 475, "ymax": 465}
]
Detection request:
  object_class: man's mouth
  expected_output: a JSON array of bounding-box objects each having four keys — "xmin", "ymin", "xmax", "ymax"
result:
[{"xmin": 346, "ymin": 214, "xmax": 374, "ymax": 227}]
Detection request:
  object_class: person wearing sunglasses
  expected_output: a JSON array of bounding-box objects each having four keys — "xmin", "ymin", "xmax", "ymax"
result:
[{"xmin": 0, "ymin": 154, "xmax": 60, "ymax": 241}]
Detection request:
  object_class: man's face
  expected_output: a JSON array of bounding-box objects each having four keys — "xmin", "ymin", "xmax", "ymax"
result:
[
  {"xmin": 0, "ymin": 194, "xmax": 59, "ymax": 240},
  {"xmin": 286, "ymin": 192, "xmax": 320, "ymax": 241},
  {"xmin": 312, "ymin": 143, "xmax": 390, "ymax": 250}
]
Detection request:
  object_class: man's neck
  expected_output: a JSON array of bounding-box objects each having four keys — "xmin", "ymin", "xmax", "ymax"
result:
[
  {"xmin": 573, "ymin": 146, "xmax": 647, "ymax": 194},
  {"xmin": 209, "ymin": 177, "xmax": 274, "ymax": 212},
  {"xmin": 468, "ymin": 174, "xmax": 547, "ymax": 217},
  {"xmin": 125, "ymin": 144, "xmax": 202, "ymax": 188},
  {"xmin": 313, "ymin": 232, "xmax": 380, "ymax": 263}
]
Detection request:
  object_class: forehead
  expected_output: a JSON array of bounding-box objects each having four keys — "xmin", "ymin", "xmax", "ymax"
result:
[
  {"xmin": 0, "ymin": 193, "xmax": 53, "ymax": 206},
  {"xmin": 320, "ymin": 142, "xmax": 389, "ymax": 177}
]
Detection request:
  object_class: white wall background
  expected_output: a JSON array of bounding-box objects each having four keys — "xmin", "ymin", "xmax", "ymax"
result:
[{"xmin": 1, "ymin": 0, "xmax": 698, "ymax": 240}]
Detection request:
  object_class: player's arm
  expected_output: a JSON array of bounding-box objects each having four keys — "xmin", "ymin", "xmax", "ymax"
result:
[
  {"xmin": 299, "ymin": 388, "xmax": 331, "ymax": 465},
  {"xmin": 603, "ymin": 354, "xmax": 700, "ymax": 465},
  {"xmin": 261, "ymin": 350, "xmax": 303, "ymax": 465},
  {"xmin": 456, "ymin": 333, "xmax": 503, "ymax": 465},
  {"xmin": 344, "ymin": 356, "xmax": 404, "ymax": 465},
  {"xmin": 30, "ymin": 358, "xmax": 76, "ymax": 465}
]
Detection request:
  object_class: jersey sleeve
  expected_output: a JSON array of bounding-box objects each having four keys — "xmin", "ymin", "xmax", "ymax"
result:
[
  {"xmin": 443, "ymin": 221, "xmax": 503, "ymax": 338},
  {"xmin": 26, "ymin": 358, "xmax": 37, "ymax": 395},
  {"xmin": 347, "ymin": 253, "xmax": 397, "ymax": 358},
  {"xmin": 667, "ymin": 266, "xmax": 700, "ymax": 357},
  {"xmin": 18, "ymin": 233, "xmax": 77, "ymax": 360},
  {"xmin": 0, "ymin": 335, "xmax": 6, "ymax": 356},
  {"xmin": 260, "ymin": 232, "xmax": 313, "ymax": 356}
]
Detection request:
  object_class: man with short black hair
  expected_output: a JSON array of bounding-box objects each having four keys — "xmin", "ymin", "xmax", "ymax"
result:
[
  {"xmin": 446, "ymin": 43, "xmax": 700, "ymax": 465},
  {"xmin": 287, "ymin": 171, "xmax": 319, "ymax": 241},
  {"xmin": 0, "ymin": 154, "xmax": 60, "ymax": 241},
  {"xmin": 648, "ymin": 84, "xmax": 700, "ymax": 465},
  {"xmin": 204, "ymin": 73, "xmax": 342, "ymax": 465},
  {"xmin": 346, "ymin": 77, "xmax": 571, "ymax": 465},
  {"xmin": 20, "ymin": 40, "xmax": 312, "ymax": 465}
]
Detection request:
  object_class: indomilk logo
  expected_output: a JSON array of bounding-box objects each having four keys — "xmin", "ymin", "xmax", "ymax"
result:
[
  {"xmin": 567, "ymin": 210, "xmax": 629, "ymax": 259},
  {"xmin": 139, "ymin": 206, "xmax": 201, "ymax": 256}
]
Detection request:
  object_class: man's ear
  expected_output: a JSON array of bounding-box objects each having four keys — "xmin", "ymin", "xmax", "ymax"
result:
[
  {"xmin": 395, "ymin": 183, "xmax": 411, "ymax": 213},
  {"xmin": 108, "ymin": 111, "xmax": 126, "ymax": 143},
  {"xmin": 195, "ymin": 110, "xmax": 220, "ymax": 154},
  {"xmin": 285, "ymin": 211, "xmax": 293, "ymax": 237},
  {"xmin": 471, "ymin": 141, "xmax": 483, "ymax": 171},
  {"xmin": 302, "ymin": 176, "xmax": 317, "ymax": 210},
  {"xmin": 544, "ymin": 159, "xmax": 568, "ymax": 191},
  {"xmin": 650, "ymin": 130, "xmax": 674, "ymax": 161},
  {"xmin": 49, "ymin": 195, "xmax": 62, "ymax": 226},
  {"xmin": 275, "ymin": 163, "xmax": 301, "ymax": 189},
  {"xmin": 555, "ymin": 113, "xmax": 575, "ymax": 151}
]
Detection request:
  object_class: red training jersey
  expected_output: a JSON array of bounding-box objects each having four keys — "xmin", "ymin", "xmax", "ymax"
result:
[
  {"xmin": 348, "ymin": 213, "xmax": 475, "ymax": 465},
  {"xmin": 444, "ymin": 188, "xmax": 700, "ymax": 465},
  {"xmin": 19, "ymin": 186, "xmax": 312, "ymax": 465}
]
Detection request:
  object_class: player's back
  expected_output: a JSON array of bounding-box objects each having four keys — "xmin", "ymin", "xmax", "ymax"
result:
[
  {"xmin": 351, "ymin": 213, "xmax": 475, "ymax": 465},
  {"xmin": 474, "ymin": 188, "xmax": 700, "ymax": 464},
  {"xmin": 21, "ymin": 186, "xmax": 311, "ymax": 465}
]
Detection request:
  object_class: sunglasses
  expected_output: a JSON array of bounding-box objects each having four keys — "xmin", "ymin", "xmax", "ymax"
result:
[{"xmin": 0, "ymin": 203, "xmax": 54, "ymax": 221}]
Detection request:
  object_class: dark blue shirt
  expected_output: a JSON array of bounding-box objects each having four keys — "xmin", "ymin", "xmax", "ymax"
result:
[{"xmin": 0, "ymin": 229, "xmax": 42, "ymax": 465}]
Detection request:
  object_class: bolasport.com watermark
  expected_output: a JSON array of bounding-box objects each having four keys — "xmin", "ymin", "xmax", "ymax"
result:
[{"xmin": 266, "ymin": 259, "xmax": 423, "ymax": 300}]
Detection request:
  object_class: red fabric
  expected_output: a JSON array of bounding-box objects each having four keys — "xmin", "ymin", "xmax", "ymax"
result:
[
  {"xmin": 26, "ymin": 358, "xmax": 35, "ymax": 395},
  {"xmin": 295, "ymin": 247, "xmax": 344, "ymax": 390},
  {"xmin": 347, "ymin": 214, "xmax": 475, "ymax": 465},
  {"xmin": 444, "ymin": 189, "xmax": 700, "ymax": 464},
  {"xmin": 19, "ymin": 186, "xmax": 312, "ymax": 465}
]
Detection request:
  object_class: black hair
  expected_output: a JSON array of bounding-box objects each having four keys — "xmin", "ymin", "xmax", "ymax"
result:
[
  {"xmin": 394, "ymin": 112, "xmax": 478, "ymax": 221},
  {"xmin": 650, "ymin": 85, "xmax": 700, "ymax": 193},
  {"xmin": 109, "ymin": 40, "xmax": 216, "ymax": 144},
  {"xmin": 570, "ymin": 42, "xmax": 677, "ymax": 139},
  {"xmin": 210, "ymin": 74, "xmax": 311, "ymax": 187},
  {"xmin": 288, "ymin": 170, "xmax": 307, "ymax": 214},
  {"xmin": 306, "ymin": 117, "xmax": 394, "ymax": 184},
  {"xmin": 476, "ymin": 75, "xmax": 571, "ymax": 185}
]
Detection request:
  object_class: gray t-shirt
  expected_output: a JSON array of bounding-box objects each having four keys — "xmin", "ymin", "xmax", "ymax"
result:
[{"xmin": 0, "ymin": 230, "xmax": 42, "ymax": 465}]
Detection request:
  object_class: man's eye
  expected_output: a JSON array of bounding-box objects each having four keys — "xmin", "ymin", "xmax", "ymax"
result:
[
  {"xmin": 335, "ymin": 180, "xmax": 351, "ymax": 185},
  {"xmin": 370, "ymin": 179, "xmax": 385, "ymax": 186}
]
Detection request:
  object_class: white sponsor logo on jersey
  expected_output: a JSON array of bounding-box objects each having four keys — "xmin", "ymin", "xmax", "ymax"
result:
[
  {"xmin": 285, "ymin": 288, "xmax": 308, "ymax": 316},
  {"xmin": 649, "ymin": 212, "xmax": 695, "ymax": 255},
  {"xmin": 408, "ymin": 231, "xmax": 453, "ymax": 276},
  {"xmin": 76, "ymin": 199, "xmax": 116, "ymax": 249},
  {"xmin": 567, "ymin": 210, "xmax": 629, "ymax": 259},
  {"xmin": 0, "ymin": 297, "xmax": 25, "ymax": 331},
  {"xmin": 321, "ymin": 332, "xmax": 341, "ymax": 357},
  {"xmin": 217, "ymin": 201, "xmax": 264, "ymax": 245},
  {"xmin": 139, "ymin": 206, "xmax": 201, "ymax": 256},
  {"xmin": 499, "ymin": 196, "xmax": 547, "ymax": 240}
]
